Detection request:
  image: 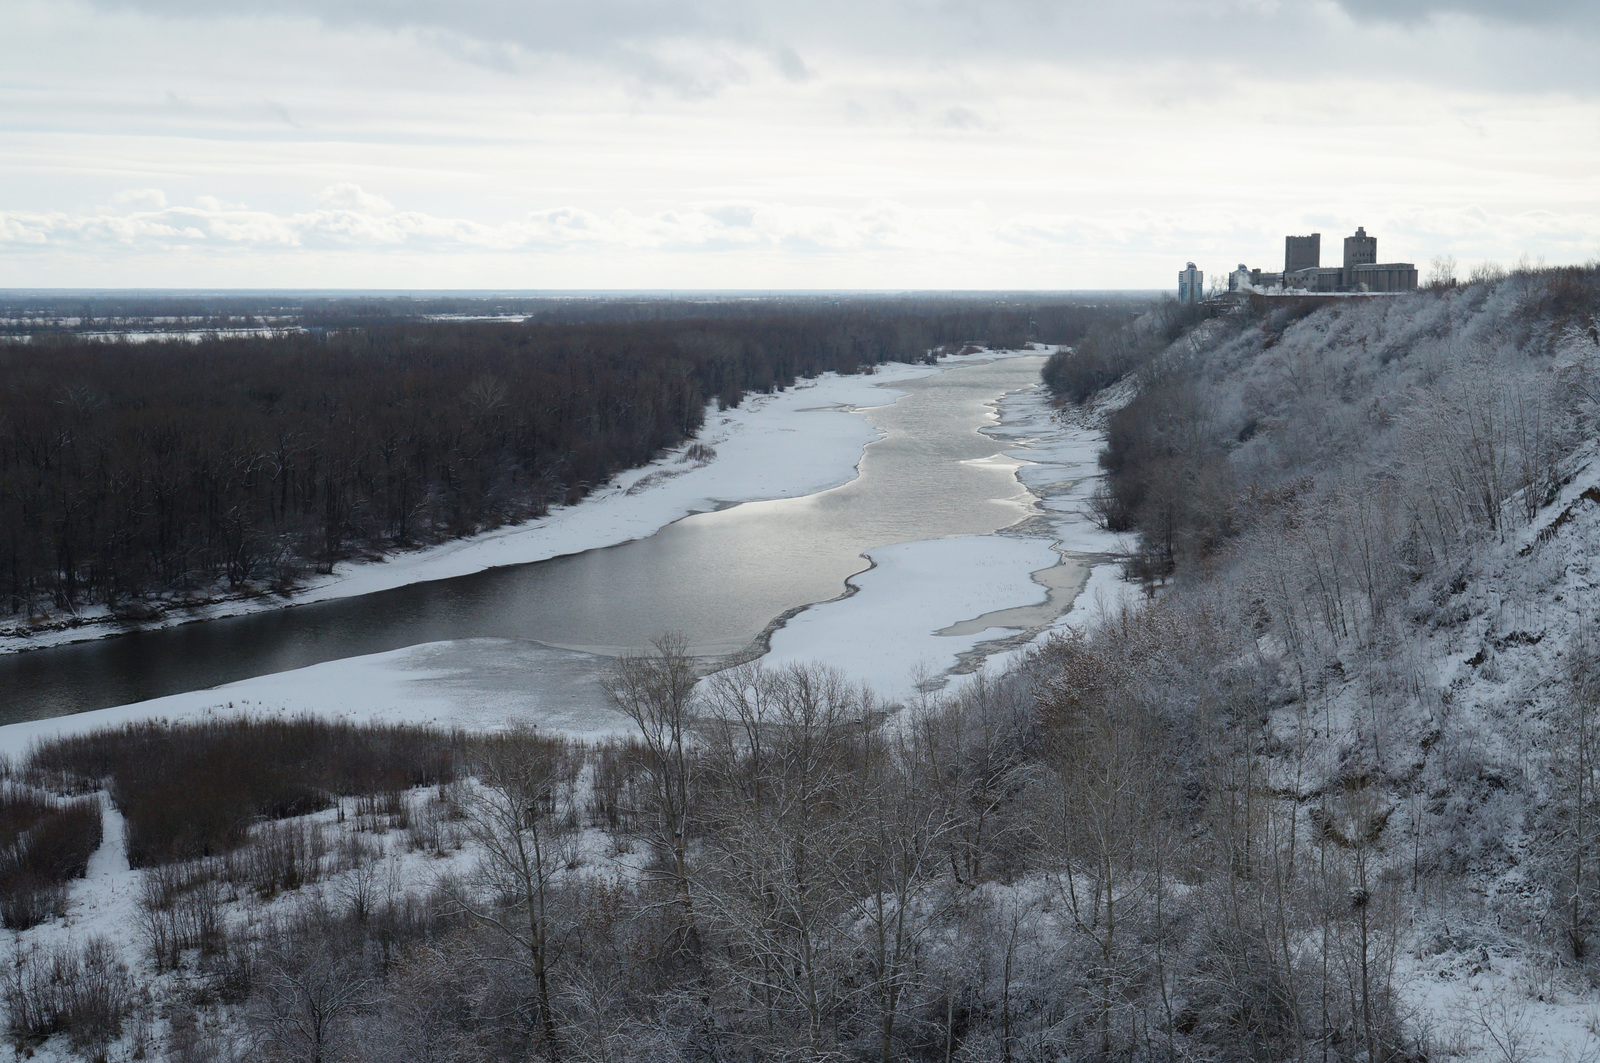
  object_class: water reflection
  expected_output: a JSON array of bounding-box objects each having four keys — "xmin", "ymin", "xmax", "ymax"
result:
[{"xmin": 0, "ymin": 356, "xmax": 1047, "ymax": 723}]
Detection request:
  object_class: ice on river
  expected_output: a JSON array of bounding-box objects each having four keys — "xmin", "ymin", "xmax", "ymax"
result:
[
  {"xmin": 762, "ymin": 535, "xmax": 1062, "ymax": 699},
  {"xmin": 0, "ymin": 638, "xmax": 638, "ymax": 758}
]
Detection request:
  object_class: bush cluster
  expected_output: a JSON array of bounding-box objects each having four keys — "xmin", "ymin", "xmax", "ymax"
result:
[
  {"xmin": 0, "ymin": 785, "xmax": 102, "ymax": 929},
  {"xmin": 29, "ymin": 718, "xmax": 460, "ymax": 866},
  {"xmin": 3, "ymin": 936, "xmax": 132, "ymax": 1058},
  {"xmin": 1041, "ymin": 299, "xmax": 1206, "ymax": 404}
]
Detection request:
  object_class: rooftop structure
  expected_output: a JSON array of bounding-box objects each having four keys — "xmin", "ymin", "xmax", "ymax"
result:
[{"xmin": 1344, "ymin": 226, "xmax": 1377, "ymax": 269}]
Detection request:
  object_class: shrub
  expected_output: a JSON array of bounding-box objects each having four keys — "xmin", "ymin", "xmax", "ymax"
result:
[
  {"xmin": 589, "ymin": 738, "xmax": 647, "ymax": 833},
  {"xmin": 0, "ymin": 785, "xmax": 103, "ymax": 930},
  {"xmin": 229, "ymin": 820, "xmax": 329, "ymax": 899},
  {"xmin": 28, "ymin": 718, "xmax": 461, "ymax": 867},
  {"xmin": 3, "ymin": 936, "xmax": 133, "ymax": 1057},
  {"xmin": 139, "ymin": 858, "xmax": 230, "ymax": 969},
  {"xmin": 1042, "ymin": 299, "xmax": 1208, "ymax": 404}
]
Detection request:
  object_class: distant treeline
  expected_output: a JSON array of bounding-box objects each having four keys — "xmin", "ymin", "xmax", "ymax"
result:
[
  {"xmin": 0, "ymin": 292, "xmax": 1150, "ymax": 335},
  {"xmin": 0, "ymin": 302, "xmax": 1137, "ymax": 616}
]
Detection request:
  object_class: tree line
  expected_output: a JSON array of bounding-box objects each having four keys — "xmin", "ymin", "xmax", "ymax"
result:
[
  {"xmin": 0, "ymin": 302, "xmax": 1133, "ymax": 619},
  {"xmin": 0, "ymin": 293, "xmax": 1145, "ymax": 339}
]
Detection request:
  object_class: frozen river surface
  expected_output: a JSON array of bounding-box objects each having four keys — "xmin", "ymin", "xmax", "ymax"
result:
[{"xmin": 0, "ymin": 350, "xmax": 1132, "ymax": 746}]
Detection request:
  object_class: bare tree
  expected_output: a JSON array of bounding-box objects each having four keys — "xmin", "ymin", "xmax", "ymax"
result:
[
  {"xmin": 1035, "ymin": 632, "xmax": 1173, "ymax": 1059},
  {"xmin": 1551, "ymin": 622, "xmax": 1600, "ymax": 959},
  {"xmin": 452, "ymin": 728, "xmax": 578, "ymax": 1058},
  {"xmin": 602, "ymin": 632, "xmax": 702, "ymax": 954},
  {"xmin": 854, "ymin": 713, "xmax": 957, "ymax": 1063},
  {"xmin": 696, "ymin": 663, "xmax": 873, "ymax": 1055},
  {"xmin": 250, "ymin": 926, "xmax": 376, "ymax": 1063}
]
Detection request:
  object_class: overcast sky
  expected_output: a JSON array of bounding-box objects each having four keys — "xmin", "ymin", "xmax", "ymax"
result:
[{"xmin": 2, "ymin": 0, "xmax": 1597, "ymax": 289}]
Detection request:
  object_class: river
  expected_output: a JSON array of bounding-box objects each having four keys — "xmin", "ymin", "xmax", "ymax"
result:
[{"xmin": 0, "ymin": 353, "xmax": 1118, "ymax": 730}]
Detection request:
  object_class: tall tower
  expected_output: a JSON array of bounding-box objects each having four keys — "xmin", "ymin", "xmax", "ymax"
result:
[
  {"xmin": 1285, "ymin": 233, "xmax": 1320, "ymax": 275},
  {"xmin": 1178, "ymin": 262, "xmax": 1203, "ymax": 304},
  {"xmin": 1343, "ymin": 226, "xmax": 1377, "ymax": 269}
]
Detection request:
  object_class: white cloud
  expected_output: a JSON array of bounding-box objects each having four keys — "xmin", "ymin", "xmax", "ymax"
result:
[
  {"xmin": 58, "ymin": 0, "xmax": 1600, "ymax": 96},
  {"xmin": 111, "ymin": 188, "xmax": 167, "ymax": 209},
  {"xmin": 315, "ymin": 184, "xmax": 396, "ymax": 214},
  {"xmin": 3, "ymin": 195, "xmax": 1595, "ymax": 285}
]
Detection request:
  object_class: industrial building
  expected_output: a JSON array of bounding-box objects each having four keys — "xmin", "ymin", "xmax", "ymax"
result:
[{"xmin": 1208, "ymin": 226, "xmax": 1418, "ymax": 298}]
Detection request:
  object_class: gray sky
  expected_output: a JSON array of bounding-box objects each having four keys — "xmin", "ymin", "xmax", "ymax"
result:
[{"xmin": 2, "ymin": 0, "xmax": 1597, "ymax": 288}]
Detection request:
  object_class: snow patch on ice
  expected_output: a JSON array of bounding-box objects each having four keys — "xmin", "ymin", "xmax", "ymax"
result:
[
  {"xmin": 763, "ymin": 535, "xmax": 1062, "ymax": 701},
  {"xmin": 0, "ymin": 638, "xmax": 635, "ymax": 759}
]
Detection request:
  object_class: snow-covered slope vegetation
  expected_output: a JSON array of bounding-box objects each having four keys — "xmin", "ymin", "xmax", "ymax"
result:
[{"xmin": 1037, "ymin": 267, "xmax": 1600, "ymax": 1060}]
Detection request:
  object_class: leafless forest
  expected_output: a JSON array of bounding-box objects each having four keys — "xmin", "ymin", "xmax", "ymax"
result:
[{"xmin": 0, "ymin": 300, "xmax": 1128, "ymax": 621}]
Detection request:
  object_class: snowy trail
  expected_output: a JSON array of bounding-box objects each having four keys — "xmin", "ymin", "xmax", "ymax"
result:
[
  {"xmin": 69, "ymin": 797, "xmax": 141, "ymax": 950},
  {"xmin": 3, "ymin": 795, "xmax": 142, "ymax": 983}
]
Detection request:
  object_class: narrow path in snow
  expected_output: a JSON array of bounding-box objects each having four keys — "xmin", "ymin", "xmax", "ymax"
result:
[{"xmin": 68, "ymin": 795, "xmax": 141, "ymax": 953}]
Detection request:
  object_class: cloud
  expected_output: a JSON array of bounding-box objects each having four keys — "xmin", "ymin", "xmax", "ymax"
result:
[
  {"xmin": 0, "ymin": 197, "xmax": 897, "ymax": 254},
  {"xmin": 934, "ymin": 106, "xmax": 992, "ymax": 132},
  {"xmin": 69, "ymin": 0, "xmax": 1600, "ymax": 96},
  {"xmin": 772, "ymin": 45, "xmax": 810, "ymax": 83},
  {"xmin": 111, "ymin": 188, "xmax": 168, "ymax": 210},
  {"xmin": 316, "ymin": 184, "xmax": 395, "ymax": 214},
  {"xmin": 266, "ymin": 100, "xmax": 299, "ymax": 127},
  {"xmin": 1332, "ymin": 0, "xmax": 1600, "ymax": 27},
  {"xmin": 6, "ymin": 194, "xmax": 1596, "ymax": 269}
]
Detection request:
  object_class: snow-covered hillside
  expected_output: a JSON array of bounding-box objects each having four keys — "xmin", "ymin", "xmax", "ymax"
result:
[{"xmin": 1059, "ymin": 269, "xmax": 1600, "ymax": 1061}]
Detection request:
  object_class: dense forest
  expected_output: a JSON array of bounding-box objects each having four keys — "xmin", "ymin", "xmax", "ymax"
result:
[{"xmin": 0, "ymin": 301, "xmax": 1134, "ymax": 620}]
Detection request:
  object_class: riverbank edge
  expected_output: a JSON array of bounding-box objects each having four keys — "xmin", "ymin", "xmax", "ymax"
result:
[{"xmin": 0, "ymin": 348, "xmax": 1042, "ymax": 658}]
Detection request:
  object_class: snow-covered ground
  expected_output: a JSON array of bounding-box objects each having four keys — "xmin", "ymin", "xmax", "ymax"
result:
[
  {"xmin": 5, "ymin": 782, "xmax": 497, "ymax": 1063},
  {"xmin": 763, "ymin": 535, "xmax": 1063, "ymax": 697},
  {"xmin": 987, "ymin": 376, "xmax": 1133, "ymax": 557},
  {"xmin": 1400, "ymin": 942, "xmax": 1600, "ymax": 1063}
]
